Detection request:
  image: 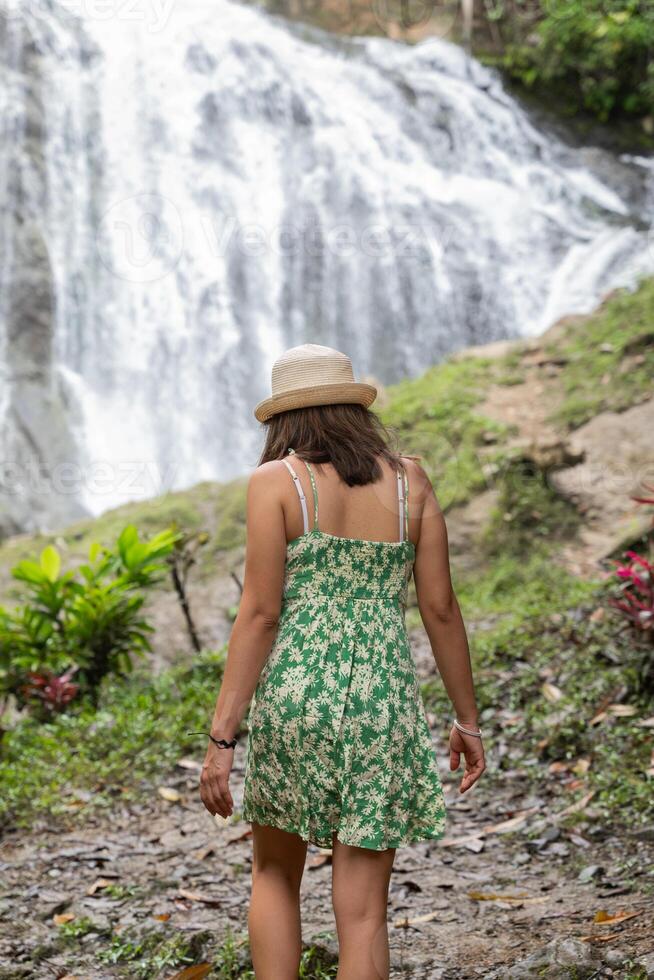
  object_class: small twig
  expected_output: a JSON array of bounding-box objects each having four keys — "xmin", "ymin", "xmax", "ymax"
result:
[{"xmin": 171, "ymin": 562, "xmax": 202, "ymax": 653}]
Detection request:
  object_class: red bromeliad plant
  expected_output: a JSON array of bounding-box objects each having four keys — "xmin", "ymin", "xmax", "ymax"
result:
[
  {"xmin": 609, "ymin": 483, "xmax": 654, "ymax": 638},
  {"xmin": 610, "ymin": 551, "xmax": 654, "ymax": 635},
  {"xmin": 19, "ymin": 666, "xmax": 80, "ymax": 716}
]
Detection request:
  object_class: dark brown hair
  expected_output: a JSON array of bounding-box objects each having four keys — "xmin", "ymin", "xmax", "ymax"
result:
[{"xmin": 258, "ymin": 403, "xmax": 403, "ymax": 486}]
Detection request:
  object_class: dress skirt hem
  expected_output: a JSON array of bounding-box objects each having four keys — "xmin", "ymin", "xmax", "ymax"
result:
[{"xmin": 240, "ymin": 805, "xmax": 447, "ymax": 852}]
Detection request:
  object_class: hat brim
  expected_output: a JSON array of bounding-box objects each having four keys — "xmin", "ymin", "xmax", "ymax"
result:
[{"xmin": 254, "ymin": 382, "xmax": 377, "ymax": 423}]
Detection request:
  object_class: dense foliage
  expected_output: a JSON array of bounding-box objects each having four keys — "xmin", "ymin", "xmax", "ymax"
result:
[
  {"xmin": 491, "ymin": 0, "xmax": 654, "ymax": 122},
  {"xmin": 0, "ymin": 525, "xmax": 178, "ymax": 715},
  {"xmin": 0, "ymin": 648, "xmax": 226, "ymax": 829}
]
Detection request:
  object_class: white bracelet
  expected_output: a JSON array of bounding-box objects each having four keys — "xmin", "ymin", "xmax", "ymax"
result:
[{"xmin": 453, "ymin": 718, "xmax": 483, "ymax": 738}]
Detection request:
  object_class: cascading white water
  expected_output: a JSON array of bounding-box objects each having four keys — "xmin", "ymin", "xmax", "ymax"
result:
[{"xmin": 1, "ymin": 0, "xmax": 653, "ymax": 529}]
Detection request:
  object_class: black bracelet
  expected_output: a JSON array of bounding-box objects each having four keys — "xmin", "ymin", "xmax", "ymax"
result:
[{"xmin": 187, "ymin": 730, "xmax": 238, "ymax": 749}]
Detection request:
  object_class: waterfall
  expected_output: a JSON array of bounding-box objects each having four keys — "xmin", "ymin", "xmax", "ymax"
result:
[{"xmin": 1, "ymin": 0, "xmax": 653, "ymax": 531}]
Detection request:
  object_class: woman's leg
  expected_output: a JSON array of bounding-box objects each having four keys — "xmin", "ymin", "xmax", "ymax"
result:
[
  {"xmin": 331, "ymin": 834, "xmax": 396, "ymax": 980},
  {"xmin": 248, "ymin": 822, "xmax": 308, "ymax": 979}
]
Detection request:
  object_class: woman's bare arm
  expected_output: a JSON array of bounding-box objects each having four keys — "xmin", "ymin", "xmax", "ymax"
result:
[
  {"xmin": 408, "ymin": 459, "xmax": 485, "ymax": 793},
  {"xmin": 200, "ymin": 462, "xmax": 287, "ymax": 817}
]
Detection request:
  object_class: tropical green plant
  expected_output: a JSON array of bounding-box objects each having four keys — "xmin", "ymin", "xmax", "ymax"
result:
[
  {"xmin": 498, "ymin": 0, "xmax": 654, "ymax": 121},
  {"xmin": 0, "ymin": 525, "xmax": 179, "ymax": 712}
]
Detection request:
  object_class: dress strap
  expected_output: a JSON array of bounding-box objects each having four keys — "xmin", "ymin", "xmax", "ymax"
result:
[
  {"xmin": 282, "ymin": 457, "xmax": 309, "ymax": 535},
  {"xmin": 302, "ymin": 460, "xmax": 319, "ymax": 530},
  {"xmin": 397, "ymin": 460, "xmax": 409, "ymax": 543}
]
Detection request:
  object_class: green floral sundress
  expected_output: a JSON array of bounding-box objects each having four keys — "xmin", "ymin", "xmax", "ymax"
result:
[{"xmin": 241, "ymin": 451, "xmax": 447, "ymax": 851}]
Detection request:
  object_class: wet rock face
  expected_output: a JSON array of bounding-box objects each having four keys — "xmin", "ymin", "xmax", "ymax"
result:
[
  {"xmin": 0, "ymin": 4, "xmax": 90, "ymax": 536},
  {"xmin": 1, "ymin": 219, "xmax": 85, "ymax": 536}
]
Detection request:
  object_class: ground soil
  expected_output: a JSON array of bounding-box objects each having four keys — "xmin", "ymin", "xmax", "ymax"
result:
[{"xmin": 1, "ymin": 630, "xmax": 653, "ymax": 980}]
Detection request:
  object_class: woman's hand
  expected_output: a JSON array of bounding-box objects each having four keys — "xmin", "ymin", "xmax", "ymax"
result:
[
  {"xmin": 449, "ymin": 724, "xmax": 485, "ymax": 794},
  {"xmin": 199, "ymin": 744, "xmax": 235, "ymax": 819}
]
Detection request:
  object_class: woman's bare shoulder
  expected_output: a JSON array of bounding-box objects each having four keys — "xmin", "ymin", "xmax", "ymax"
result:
[
  {"xmin": 398, "ymin": 455, "xmax": 431, "ymax": 490},
  {"xmin": 398, "ymin": 455, "xmax": 443, "ymax": 515},
  {"xmin": 247, "ymin": 459, "xmax": 289, "ymax": 494}
]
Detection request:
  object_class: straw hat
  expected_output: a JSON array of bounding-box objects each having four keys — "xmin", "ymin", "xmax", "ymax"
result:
[{"xmin": 254, "ymin": 343, "xmax": 377, "ymax": 422}]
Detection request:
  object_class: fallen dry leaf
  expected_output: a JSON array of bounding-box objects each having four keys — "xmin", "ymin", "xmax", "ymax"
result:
[
  {"xmin": 158, "ymin": 787, "xmax": 182, "ymax": 803},
  {"xmin": 87, "ymin": 878, "xmax": 115, "ymax": 896},
  {"xmin": 594, "ymin": 910, "xmax": 642, "ymax": 926},
  {"xmin": 308, "ymin": 853, "xmax": 332, "ymax": 869},
  {"xmin": 439, "ymin": 807, "xmax": 538, "ymax": 848},
  {"xmin": 439, "ymin": 833, "xmax": 481, "ymax": 848},
  {"xmin": 176, "ymin": 757, "xmax": 203, "ymax": 771},
  {"xmin": 553, "ymin": 790, "xmax": 596, "ymax": 820},
  {"xmin": 541, "ymin": 682, "xmax": 564, "ymax": 703},
  {"xmin": 486, "ymin": 810, "xmax": 540, "ymax": 832},
  {"xmin": 194, "ymin": 845, "xmax": 216, "ymax": 861},
  {"xmin": 581, "ymin": 929, "xmax": 638, "ymax": 944},
  {"xmin": 166, "ymin": 965, "xmax": 213, "ymax": 980},
  {"xmin": 53, "ymin": 912, "xmax": 75, "ymax": 925},
  {"xmin": 468, "ymin": 891, "xmax": 549, "ymax": 905},
  {"xmin": 393, "ymin": 910, "xmax": 439, "ymax": 928},
  {"xmin": 572, "ymin": 758, "xmax": 591, "ymax": 775},
  {"xmin": 61, "ymin": 800, "xmax": 87, "ymax": 811},
  {"xmin": 638, "ymin": 716, "xmax": 654, "ymax": 728},
  {"xmin": 608, "ymin": 704, "xmax": 637, "ymax": 717},
  {"xmin": 153, "ymin": 912, "xmax": 171, "ymax": 922},
  {"xmin": 227, "ymin": 828, "xmax": 253, "ymax": 845},
  {"xmin": 176, "ymin": 889, "xmax": 223, "ymax": 907}
]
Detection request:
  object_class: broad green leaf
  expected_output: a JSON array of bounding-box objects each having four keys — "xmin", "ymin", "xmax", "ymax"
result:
[
  {"xmin": 12, "ymin": 560, "xmax": 48, "ymax": 585},
  {"xmin": 40, "ymin": 546, "xmax": 61, "ymax": 582},
  {"xmin": 118, "ymin": 525, "xmax": 139, "ymax": 560}
]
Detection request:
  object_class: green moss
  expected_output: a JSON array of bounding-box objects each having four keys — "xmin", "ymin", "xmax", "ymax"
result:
[
  {"xmin": 98, "ymin": 926, "xmax": 199, "ymax": 978},
  {"xmin": 212, "ymin": 478, "xmax": 249, "ymax": 553},
  {"xmin": 483, "ymin": 458, "xmax": 582, "ymax": 556},
  {"xmin": 58, "ymin": 916, "xmax": 110, "ymax": 943},
  {"xmin": 548, "ymin": 278, "xmax": 654, "ymax": 430},
  {"xmin": 456, "ymin": 549, "xmax": 599, "ymax": 626},
  {"xmin": 62, "ymin": 484, "xmax": 211, "ymax": 546},
  {"xmin": 380, "ymin": 357, "xmax": 513, "ymax": 509}
]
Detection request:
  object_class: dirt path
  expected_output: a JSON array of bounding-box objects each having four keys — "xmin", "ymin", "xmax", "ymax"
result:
[
  {"xmin": 453, "ymin": 331, "xmax": 654, "ymax": 577},
  {"xmin": 2, "ymin": 732, "xmax": 653, "ymax": 980}
]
